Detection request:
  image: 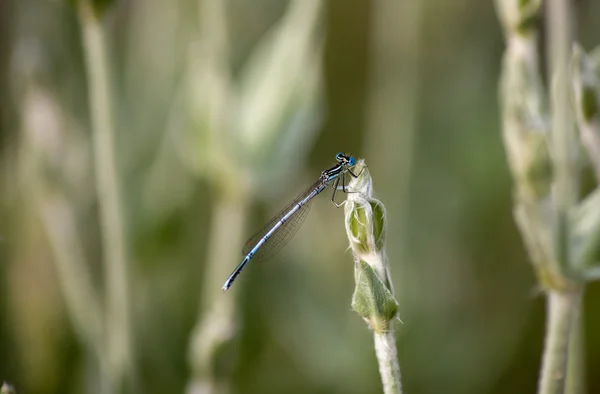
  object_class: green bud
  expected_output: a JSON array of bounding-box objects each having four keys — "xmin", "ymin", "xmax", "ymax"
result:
[
  {"xmin": 344, "ymin": 162, "xmax": 387, "ymax": 257},
  {"xmin": 352, "ymin": 260, "xmax": 399, "ymax": 334},
  {"xmin": 496, "ymin": 0, "xmax": 542, "ymax": 36},
  {"xmin": 68, "ymin": 0, "xmax": 116, "ymax": 18},
  {"xmin": 348, "ymin": 204, "xmax": 369, "ymax": 253},
  {"xmin": 344, "ymin": 160, "xmax": 399, "ymax": 331}
]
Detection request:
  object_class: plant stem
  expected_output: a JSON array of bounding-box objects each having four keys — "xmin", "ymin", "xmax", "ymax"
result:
[
  {"xmin": 77, "ymin": 0, "xmax": 133, "ymax": 389},
  {"xmin": 23, "ymin": 87, "xmax": 106, "ymax": 369},
  {"xmin": 496, "ymin": 1, "xmax": 587, "ymax": 393},
  {"xmin": 345, "ymin": 163, "xmax": 402, "ymax": 394},
  {"xmin": 548, "ymin": 0, "xmax": 577, "ymax": 269},
  {"xmin": 565, "ymin": 311, "xmax": 585, "ymax": 394},
  {"xmin": 187, "ymin": 195, "xmax": 249, "ymax": 394},
  {"xmin": 38, "ymin": 190, "xmax": 112, "ymax": 394},
  {"xmin": 540, "ymin": 2, "xmax": 585, "ymax": 393},
  {"xmin": 368, "ymin": 250, "xmax": 402, "ymax": 394},
  {"xmin": 374, "ymin": 330, "xmax": 402, "ymax": 394},
  {"xmin": 37, "ymin": 191, "xmax": 105, "ymax": 357},
  {"xmin": 539, "ymin": 290, "xmax": 582, "ymax": 394}
]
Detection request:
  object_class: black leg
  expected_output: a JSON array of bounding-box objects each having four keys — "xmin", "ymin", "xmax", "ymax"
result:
[
  {"xmin": 348, "ymin": 166, "xmax": 365, "ymax": 178},
  {"xmin": 330, "ymin": 177, "xmax": 340, "ymax": 206},
  {"xmin": 335, "ymin": 173, "xmax": 360, "ymax": 194}
]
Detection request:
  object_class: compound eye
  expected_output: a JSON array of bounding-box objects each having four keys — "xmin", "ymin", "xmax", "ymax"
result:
[
  {"xmin": 336, "ymin": 152, "xmax": 344, "ymax": 161},
  {"xmin": 348, "ymin": 157, "xmax": 356, "ymax": 166}
]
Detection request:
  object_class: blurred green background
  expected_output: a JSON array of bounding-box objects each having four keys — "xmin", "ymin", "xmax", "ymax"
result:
[{"xmin": 2, "ymin": 0, "xmax": 600, "ymax": 393}]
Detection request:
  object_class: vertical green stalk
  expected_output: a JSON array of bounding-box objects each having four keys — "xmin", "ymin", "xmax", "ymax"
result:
[
  {"xmin": 187, "ymin": 195, "xmax": 249, "ymax": 393},
  {"xmin": 539, "ymin": 291, "xmax": 582, "ymax": 394},
  {"xmin": 37, "ymin": 192, "xmax": 105, "ymax": 360},
  {"xmin": 184, "ymin": 0, "xmax": 243, "ymax": 392},
  {"xmin": 569, "ymin": 35, "xmax": 600, "ymax": 394},
  {"xmin": 345, "ymin": 161, "xmax": 402, "ymax": 394},
  {"xmin": 541, "ymin": 2, "xmax": 583, "ymax": 394},
  {"xmin": 22, "ymin": 87, "xmax": 107, "ymax": 377},
  {"xmin": 565, "ymin": 309, "xmax": 585, "ymax": 394},
  {"xmin": 547, "ymin": 0, "xmax": 577, "ymax": 271},
  {"xmin": 496, "ymin": 1, "xmax": 586, "ymax": 394},
  {"xmin": 36, "ymin": 189, "xmax": 111, "ymax": 394},
  {"xmin": 77, "ymin": 0, "xmax": 133, "ymax": 390},
  {"xmin": 373, "ymin": 331, "xmax": 403, "ymax": 394}
]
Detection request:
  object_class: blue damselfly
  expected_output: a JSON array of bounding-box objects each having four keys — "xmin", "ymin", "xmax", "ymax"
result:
[{"xmin": 222, "ymin": 152, "xmax": 359, "ymax": 291}]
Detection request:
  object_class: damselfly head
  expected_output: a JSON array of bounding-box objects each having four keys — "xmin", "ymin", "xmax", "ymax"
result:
[{"xmin": 335, "ymin": 152, "xmax": 356, "ymax": 167}]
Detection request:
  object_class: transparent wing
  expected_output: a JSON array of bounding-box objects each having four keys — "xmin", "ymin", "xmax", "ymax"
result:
[{"xmin": 242, "ymin": 179, "xmax": 323, "ymax": 262}]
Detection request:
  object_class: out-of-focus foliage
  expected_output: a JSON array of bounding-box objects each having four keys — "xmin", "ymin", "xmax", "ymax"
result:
[
  {"xmin": 2, "ymin": 1, "xmax": 600, "ymax": 394},
  {"xmin": 66, "ymin": 0, "xmax": 115, "ymax": 17}
]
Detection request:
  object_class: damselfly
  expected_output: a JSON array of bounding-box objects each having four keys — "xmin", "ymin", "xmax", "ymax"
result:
[{"xmin": 222, "ymin": 152, "xmax": 360, "ymax": 291}]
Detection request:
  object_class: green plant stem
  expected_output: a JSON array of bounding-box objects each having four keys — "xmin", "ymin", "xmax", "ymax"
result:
[
  {"xmin": 345, "ymin": 163, "xmax": 402, "ymax": 394},
  {"xmin": 368, "ymin": 251, "xmax": 402, "ymax": 394},
  {"xmin": 77, "ymin": 0, "xmax": 133, "ymax": 389},
  {"xmin": 565, "ymin": 311, "xmax": 585, "ymax": 394},
  {"xmin": 496, "ymin": 1, "xmax": 587, "ymax": 393},
  {"xmin": 548, "ymin": 0, "xmax": 577, "ymax": 269},
  {"xmin": 23, "ymin": 87, "xmax": 106, "ymax": 370},
  {"xmin": 37, "ymin": 191, "xmax": 105, "ymax": 357},
  {"xmin": 374, "ymin": 330, "xmax": 402, "ymax": 394},
  {"xmin": 539, "ymin": 290, "xmax": 582, "ymax": 394},
  {"xmin": 187, "ymin": 195, "xmax": 249, "ymax": 393},
  {"xmin": 496, "ymin": 0, "xmax": 553, "ymax": 281},
  {"xmin": 37, "ymin": 190, "xmax": 112, "ymax": 394},
  {"xmin": 542, "ymin": 2, "xmax": 585, "ymax": 393},
  {"xmin": 368, "ymin": 255, "xmax": 402, "ymax": 394}
]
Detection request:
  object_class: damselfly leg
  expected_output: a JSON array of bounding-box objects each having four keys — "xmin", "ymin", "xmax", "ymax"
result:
[{"xmin": 330, "ymin": 170, "xmax": 361, "ymax": 207}]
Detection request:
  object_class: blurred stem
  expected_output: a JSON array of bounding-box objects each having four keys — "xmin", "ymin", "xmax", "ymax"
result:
[
  {"xmin": 565, "ymin": 311, "xmax": 585, "ymax": 394},
  {"xmin": 187, "ymin": 194, "xmax": 249, "ymax": 394},
  {"xmin": 539, "ymin": 290, "xmax": 582, "ymax": 394},
  {"xmin": 36, "ymin": 190, "xmax": 105, "ymax": 360},
  {"xmin": 36, "ymin": 188, "xmax": 111, "ymax": 394},
  {"xmin": 77, "ymin": 0, "xmax": 133, "ymax": 390},
  {"xmin": 22, "ymin": 87, "xmax": 110, "ymax": 393},
  {"xmin": 186, "ymin": 0, "xmax": 242, "ymax": 392},
  {"xmin": 548, "ymin": 0, "xmax": 577, "ymax": 270},
  {"xmin": 496, "ymin": 0, "xmax": 586, "ymax": 393},
  {"xmin": 0, "ymin": 382, "xmax": 15, "ymax": 394},
  {"xmin": 541, "ymin": 2, "xmax": 584, "ymax": 394}
]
